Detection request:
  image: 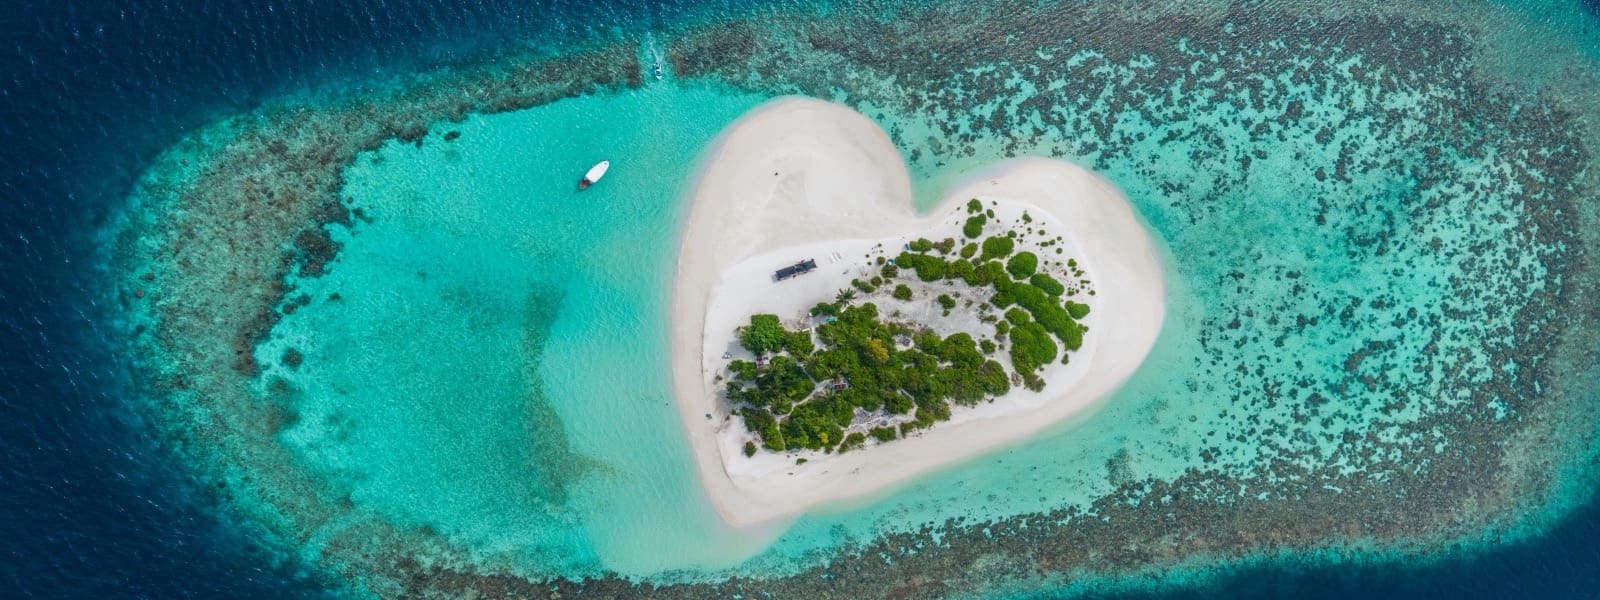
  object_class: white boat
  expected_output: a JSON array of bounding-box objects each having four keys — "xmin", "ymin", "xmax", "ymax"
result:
[
  {"xmin": 579, "ymin": 160, "xmax": 609, "ymax": 190},
  {"xmin": 652, "ymin": 62, "xmax": 663, "ymax": 79}
]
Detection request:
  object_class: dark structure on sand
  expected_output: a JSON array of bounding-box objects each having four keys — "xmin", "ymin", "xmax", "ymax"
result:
[{"xmin": 774, "ymin": 258, "xmax": 817, "ymax": 281}]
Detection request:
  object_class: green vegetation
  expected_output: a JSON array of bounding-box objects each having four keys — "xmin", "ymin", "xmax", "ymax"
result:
[
  {"xmin": 966, "ymin": 199, "xmax": 983, "ymax": 213},
  {"xmin": 726, "ymin": 304, "xmax": 1012, "ymax": 454},
  {"xmin": 897, "ymin": 236, "xmax": 1091, "ymax": 373},
  {"xmin": 739, "ymin": 314, "xmax": 787, "ymax": 355},
  {"xmin": 1066, "ymin": 300, "xmax": 1092, "ymax": 319},
  {"xmin": 1004, "ymin": 307, "xmax": 1031, "ymax": 325},
  {"xmin": 980, "ymin": 235, "xmax": 1014, "ymax": 261},
  {"xmin": 1007, "ymin": 322, "xmax": 1057, "ymax": 390},
  {"xmin": 947, "ymin": 259, "xmax": 975, "ymax": 281},
  {"xmin": 870, "ymin": 426, "xmax": 898, "ymax": 442},
  {"xmin": 895, "ymin": 251, "xmax": 948, "ymax": 281},
  {"xmin": 1029, "ymin": 273, "xmax": 1065, "ymax": 296},
  {"xmin": 963, "ymin": 215, "xmax": 986, "ymax": 239},
  {"xmin": 840, "ymin": 432, "xmax": 867, "ymax": 452},
  {"xmin": 1006, "ymin": 251, "xmax": 1038, "ymax": 279},
  {"xmin": 728, "ymin": 208, "xmax": 1095, "ymax": 455}
]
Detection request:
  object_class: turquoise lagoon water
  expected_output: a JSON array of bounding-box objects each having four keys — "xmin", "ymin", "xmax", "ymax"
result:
[
  {"xmin": 258, "ymin": 83, "xmax": 776, "ymax": 575},
  {"xmin": 261, "ymin": 80, "xmax": 1186, "ymax": 578},
  {"xmin": 260, "ymin": 55, "xmax": 1563, "ymax": 582},
  {"xmin": 108, "ymin": 0, "xmax": 1600, "ymax": 594}
]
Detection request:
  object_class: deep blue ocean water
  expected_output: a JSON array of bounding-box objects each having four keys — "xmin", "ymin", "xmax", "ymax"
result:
[{"xmin": 3, "ymin": 0, "xmax": 1599, "ymax": 597}]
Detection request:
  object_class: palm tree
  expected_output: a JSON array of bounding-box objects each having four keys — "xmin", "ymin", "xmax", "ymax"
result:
[{"xmin": 835, "ymin": 289, "xmax": 857, "ymax": 305}]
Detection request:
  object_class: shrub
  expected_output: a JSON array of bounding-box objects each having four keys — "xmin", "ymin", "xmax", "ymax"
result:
[
  {"xmin": 980, "ymin": 339, "xmax": 997, "ymax": 354},
  {"xmin": 980, "ymin": 236, "xmax": 1015, "ymax": 261},
  {"xmin": 960, "ymin": 243, "xmax": 978, "ymax": 258},
  {"xmin": 990, "ymin": 283, "xmax": 1016, "ymax": 308},
  {"xmin": 781, "ymin": 401, "xmax": 846, "ymax": 451},
  {"xmin": 739, "ymin": 314, "xmax": 787, "ymax": 355},
  {"xmin": 870, "ymin": 426, "xmax": 898, "ymax": 442},
  {"xmin": 1008, "ymin": 322, "xmax": 1058, "ymax": 374},
  {"xmin": 1006, "ymin": 252, "xmax": 1038, "ymax": 278},
  {"xmin": 937, "ymin": 294, "xmax": 957, "ymax": 309},
  {"xmin": 967, "ymin": 261, "xmax": 1006, "ymax": 287},
  {"xmin": 729, "ymin": 360, "xmax": 758, "ymax": 381},
  {"xmin": 1029, "ymin": 273, "xmax": 1065, "ymax": 296},
  {"xmin": 1022, "ymin": 211, "xmax": 1033, "ymax": 223},
  {"xmin": 840, "ymin": 432, "xmax": 867, "ymax": 452},
  {"xmin": 966, "ymin": 198, "xmax": 982, "ymax": 213},
  {"xmin": 934, "ymin": 238, "xmax": 956, "ymax": 254},
  {"xmin": 899, "ymin": 253, "xmax": 947, "ymax": 281},
  {"xmin": 743, "ymin": 409, "xmax": 784, "ymax": 451},
  {"xmin": 1005, "ymin": 308, "xmax": 1031, "ymax": 325},
  {"xmin": 946, "ymin": 259, "xmax": 975, "ymax": 281},
  {"xmin": 1066, "ymin": 300, "xmax": 1092, "ymax": 319},
  {"xmin": 810, "ymin": 302, "xmax": 839, "ymax": 317},
  {"xmin": 881, "ymin": 264, "xmax": 899, "ymax": 278},
  {"xmin": 909, "ymin": 238, "xmax": 934, "ymax": 252},
  {"xmin": 885, "ymin": 392, "xmax": 914, "ymax": 414},
  {"xmin": 852, "ymin": 278, "xmax": 875, "ymax": 294},
  {"xmin": 892, "ymin": 284, "xmax": 913, "ymax": 301},
  {"xmin": 784, "ymin": 330, "xmax": 815, "ymax": 357},
  {"xmin": 914, "ymin": 330, "xmax": 944, "ymax": 356},
  {"xmin": 743, "ymin": 441, "xmax": 757, "ymax": 457},
  {"xmin": 963, "ymin": 215, "xmax": 986, "ymax": 239}
]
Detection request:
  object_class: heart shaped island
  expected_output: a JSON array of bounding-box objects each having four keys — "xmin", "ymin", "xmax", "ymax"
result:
[{"xmin": 674, "ymin": 98, "xmax": 1166, "ymax": 526}]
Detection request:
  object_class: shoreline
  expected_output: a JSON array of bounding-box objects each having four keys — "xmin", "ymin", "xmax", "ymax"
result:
[{"xmin": 671, "ymin": 97, "xmax": 1168, "ymax": 527}]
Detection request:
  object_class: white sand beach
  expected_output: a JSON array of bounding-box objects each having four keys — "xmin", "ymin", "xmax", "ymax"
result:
[{"xmin": 671, "ymin": 97, "xmax": 1166, "ymax": 527}]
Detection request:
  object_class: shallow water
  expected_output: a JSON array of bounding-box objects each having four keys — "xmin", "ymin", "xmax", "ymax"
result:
[
  {"xmin": 8, "ymin": 0, "xmax": 1600, "ymax": 597},
  {"xmin": 261, "ymin": 84, "xmax": 771, "ymax": 574}
]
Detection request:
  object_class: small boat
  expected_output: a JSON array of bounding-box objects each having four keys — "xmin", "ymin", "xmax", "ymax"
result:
[
  {"xmin": 651, "ymin": 61, "xmax": 663, "ymax": 80},
  {"xmin": 579, "ymin": 161, "xmax": 610, "ymax": 190}
]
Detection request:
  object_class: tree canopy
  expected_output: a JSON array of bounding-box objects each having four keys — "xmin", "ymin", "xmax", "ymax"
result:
[
  {"xmin": 980, "ymin": 235, "xmax": 1015, "ymax": 261},
  {"xmin": 726, "ymin": 302, "xmax": 1012, "ymax": 454},
  {"xmin": 739, "ymin": 314, "xmax": 787, "ymax": 355},
  {"xmin": 727, "ymin": 214, "xmax": 1092, "ymax": 455}
]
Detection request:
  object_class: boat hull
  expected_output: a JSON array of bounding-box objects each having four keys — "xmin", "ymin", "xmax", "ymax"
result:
[{"xmin": 580, "ymin": 160, "xmax": 610, "ymax": 189}]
